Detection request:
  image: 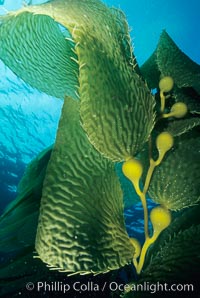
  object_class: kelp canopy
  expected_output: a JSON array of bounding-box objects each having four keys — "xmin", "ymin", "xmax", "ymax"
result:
[{"xmin": 0, "ymin": 0, "xmax": 200, "ymax": 297}]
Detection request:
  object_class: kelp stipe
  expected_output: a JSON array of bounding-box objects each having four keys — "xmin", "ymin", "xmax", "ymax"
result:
[
  {"xmin": 122, "ymin": 32, "xmax": 200, "ymax": 298},
  {"xmin": 159, "ymin": 76, "xmax": 174, "ymax": 112},
  {"xmin": 122, "ymin": 125, "xmax": 174, "ymax": 274}
]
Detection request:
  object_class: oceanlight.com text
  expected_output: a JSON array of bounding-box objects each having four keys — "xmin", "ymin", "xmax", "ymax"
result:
[
  {"xmin": 26, "ymin": 281, "xmax": 194, "ymax": 294},
  {"xmin": 112, "ymin": 281, "xmax": 194, "ymax": 294}
]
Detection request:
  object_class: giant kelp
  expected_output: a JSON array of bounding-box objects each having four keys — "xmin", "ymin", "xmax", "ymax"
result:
[
  {"xmin": 0, "ymin": 0, "xmax": 200, "ymax": 297},
  {"xmin": 0, "ymin": 0, "xmax": 154, "ymax": 274},
  {"xmin": 0, "ymin": 12, "xmax": 79, "ymax": 99},
  {"xmin": 35, "ymin": 97, "xmax": 134, "ymax": 274},
  {"xmin": 0, "ymin": 147, "xmax": 51, "ymax": 295},
  {"xmin": 122, "ymin": 29, "xmax": 200, "ymax": 298},
  {"xmin": 0, "ymin": 0, "xmax": 155, "ymax": 161}
]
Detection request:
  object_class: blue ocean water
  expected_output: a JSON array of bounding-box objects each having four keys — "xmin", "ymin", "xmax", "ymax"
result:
[
  {"xmin": 0, "ymin": 0, "xmax": 199, "ymax": 232},
  {"xmin": 105, "ymin": 0, "xmax": 200, "ymax": 66},
  {"xmin": 0, "ymin": 60, "xmax": 63, "ymax": 213}
]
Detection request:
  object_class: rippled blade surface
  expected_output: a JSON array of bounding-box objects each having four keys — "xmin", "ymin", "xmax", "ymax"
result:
[
  {"xmin": 0, "ymin": 147, "xmax": 51, "ymax": 251},
  {"xmin": 173, "ymin": 86, "xmax": 200, "ymax": 114},
  {"xmin": 157, "ymin": 30, "xmax": 200, "ymax": 94},
  {"xmin": 76, "ymin": 9, "xmax": 155, "ymax": 161},
  {"xmin": 167, "ymin": 118, "xmax": 200, "ymax": 137},
  {"xmin": 138, "ymin": 205, "xmax": 200, "ymax": 288},
  {"xmin": 148, "ymin": 133, "xmax": 200, "ymax": 210},
  {"xmin": 0, "ymin": 12, "xmax": 79, "ymax": 99},
  {"xmin": 35, "ymin": 98, "xmax": 134, "ymax": 274},
  {"xmin": 123, "ymin": 205, "xmax": 200, "ymax": 298},
  {"xmin": 140, "ymin": 51, "xmax": 160, "ymax": 89},
  {"xmin": 5, "ymin": 0, "xmax": 155, "ymax": 161},
  {"xmin": 0, "ymin": 148, "xmax": 52, "ymax": 296}
]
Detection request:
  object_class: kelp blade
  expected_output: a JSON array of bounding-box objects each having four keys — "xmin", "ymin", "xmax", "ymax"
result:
[
  {"xmin": 0, "ymin": 0, "xmax": 155, "ymax": 161},
  {"xmin": 157, "ymin": 30, "xmax": 200, "ymax": 94},
  {"xmin": 0, "ymin": 11, "xmax": 79, "ymax": 99},
  {"xmin": 0, "ymin": 148, "xmax": 52, "ymax": 296},
  {"xmin": 147, "ymin": 132, "xmax": 200, "ymax": 210},
  {"xmin": 35, "ymin": 98, "xmax": 134, "ymax": 274}
]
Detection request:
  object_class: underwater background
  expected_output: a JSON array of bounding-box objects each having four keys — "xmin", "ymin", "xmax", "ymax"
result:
[
  {"xmin": 0, "ymin": 0, "xmax": 200, "ymax": 297},
  {"xmin": 1, "ymin": 0, "xmax": 200, "ymax": 216}
]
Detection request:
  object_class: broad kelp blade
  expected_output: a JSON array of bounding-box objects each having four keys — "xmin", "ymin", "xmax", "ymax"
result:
[
  {"xmin": 140, "ymin": 30, "xmax": 200, "ymax": 101},
  {"xmin": 122, "ymin": 206, "xmax": 200, "ymax": 298},
  {"xmin": 0, "ymin": 247, "xmax": 53, "ymax": 297},
  {"xmin": 140, "ymin": 51, "xmax": 161, "ymax": 89},
  {"xmin": 11, "ymin": 0, "xmax": 155, "ymax": 161},
  {"xmin": 146, "ymin": 203, "xmax": 200, "ymax": 267},
  {"xmin": 142, "ymin": 225, "xmax": 200, "ymax": 281},
  {"xmin": 77, "ymin": 10, "xmax": 155, "ymax": 161},
  {"xmin": 173, "ymin": 86, "xmax": 200, "ymax": 114},
  {"xmin": 0, "ymin": 148, "xmax": 52, "ymax": 296},
  {"xmin": 0, "ymin": 147, "xmax": 51, "ymax": 251},
  {"xmin": 35, "ymin": 98, "xmax": 134, "ymax": 274},
  {"xmin": 167, "ymin": 117, "xmax": 200, "ymax": 137},
  {"xmin": 156, "ymin": 30, "xmax": 200, "ymax": 94},
  {"xmin": 109, "ymin": 7, "xmax": 140, "ymax": 73},
  {"xmin": 138, "ymin": 205, "xmax": 200, "ymax": 290},
  {"xmin": 147, "ymin": 132, "xmax": 200, "ymax": 210},
  {"xmin": 0, "ymin": 12, "xmax": 79, "ymax": 99}
]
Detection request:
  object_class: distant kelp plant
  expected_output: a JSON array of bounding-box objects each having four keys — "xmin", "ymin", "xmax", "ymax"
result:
[{"xmin": 0, "ymin": 0, "xmax": 200, "ymax": 297}]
